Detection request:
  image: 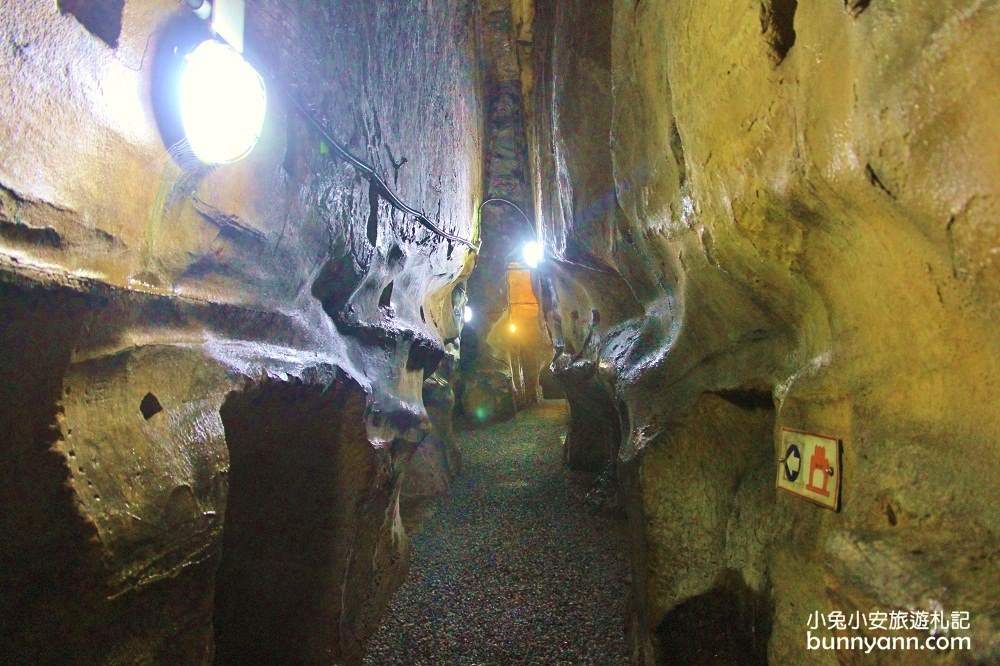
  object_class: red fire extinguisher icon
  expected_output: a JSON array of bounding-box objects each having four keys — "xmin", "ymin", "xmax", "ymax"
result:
[{"xmin": 805, "ymin": 445, "xmax": 832, "ymax": 497}]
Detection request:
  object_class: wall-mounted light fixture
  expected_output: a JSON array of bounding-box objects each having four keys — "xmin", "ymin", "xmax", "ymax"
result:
[
  {"xmin": 157, "ymin": 0, "xmax": 265, "ymax": 166},
  {"xmin": 477, "ymin": 198, "xmax": 618, "ymax": 276},
  {"xmin": 463, "ymin": 306, "xmax": 474, "ymax": 323},
  {"xmin": 508, "ymin": 322, "xmax": 517, "ymax": 334},
  {"xmin": 178, "ymin": 39, "xmax": 266, "ymax": 164},
  {"xmin": 183, "ymin": 0, "xmax": 245, "ymax": 51},
  {"xmin": 521, "ymin": 240, "xmax": 542, "ymax": 269},
  {"xmin": 164, "ymin": 0, "xmax": 480, "ymax": 254},
  {"xmin": 478, "ymin": 198, "xmax": 542, "ymax": 269}
]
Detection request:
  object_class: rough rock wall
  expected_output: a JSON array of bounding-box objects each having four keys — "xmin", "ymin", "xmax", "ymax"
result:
[
  {"xmin": 523, "ymin": 0, "xmax": 999, "ymax": 663},
  {"xmin": 400, "ymin": 355, "xmax": 464, "ymax": 532},
  {"xmin": 0, "ymin": 1, "xmax": 481, "ymax": 662}
]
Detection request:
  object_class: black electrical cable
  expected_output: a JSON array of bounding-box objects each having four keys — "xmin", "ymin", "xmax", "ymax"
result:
[
  {"xmin": 479, "ymin": 197, "xmax": 534, "ymax": 236},
  {"xmin": 278, "ymin": 82, "xmax": 482, "ymax": 253},
  {"xmin": 549, "ymin": 255, "xmax": 617, "ymax": 275},
  {"xmin": 478, "ymin": 197, "xmax": 615, "ymax": 274},
  {"xmin": 180, "ymin": 1, "xmax": 480, "ymax": 253}
]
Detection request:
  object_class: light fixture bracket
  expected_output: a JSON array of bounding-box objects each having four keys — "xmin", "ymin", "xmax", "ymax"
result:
[{"xmin": 211, "ymin": 0, "xmax": 245, "ymax": 53}]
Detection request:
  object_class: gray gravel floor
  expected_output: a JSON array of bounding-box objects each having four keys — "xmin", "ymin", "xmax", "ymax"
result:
[{"xmin": 363, "ymin": 400, "xmax": 631, "ymax": 666}]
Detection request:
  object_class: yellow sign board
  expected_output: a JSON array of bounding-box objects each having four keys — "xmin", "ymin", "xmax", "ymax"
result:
[{"xmin": 776, "ymin": 428, "xmax": 841, "ymax": 511}]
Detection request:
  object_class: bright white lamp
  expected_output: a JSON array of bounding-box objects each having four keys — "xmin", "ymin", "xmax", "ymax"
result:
[
  {"xmin": 522, "ymin": 240, "xmax": 542, "ymax": 268},
  {"xmin": 463, "ymin": 306, "xmax": 473, "ymax": 323},
  {"xmin": 178, "ymin": 40, "xmax": 266, "ymax": 164}
]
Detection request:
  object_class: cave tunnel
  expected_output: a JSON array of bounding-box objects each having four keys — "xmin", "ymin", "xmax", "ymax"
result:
[{"xmin": 0, "ymin": 0, "xmax": 998, "ymax": 664}]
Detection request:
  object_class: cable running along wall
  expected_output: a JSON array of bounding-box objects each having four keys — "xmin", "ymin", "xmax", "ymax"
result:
[{"xmin": 277, "ymin": 82, "xmax": 482, "ymax": 253}]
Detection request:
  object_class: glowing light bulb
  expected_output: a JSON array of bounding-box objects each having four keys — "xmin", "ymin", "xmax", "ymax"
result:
[
  {"xmin": 508, "ymin": 322, "xmax": 517, "ymax": 333},
  {"xmin": 178, "ymin": 40, "xmax": 266, "ymax": 164},
  {"xmin": 463, "ymin": 306, "xmax": 473, "ymax": 323},
  {"xmin": 522, "ymin": 240, "xmax": 542, "ymax": 268}
]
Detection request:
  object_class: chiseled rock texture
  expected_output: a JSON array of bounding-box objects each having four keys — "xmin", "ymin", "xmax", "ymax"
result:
[
  {"xmin": 521, "ymin": 0, "xmax": 999, "ymax": 663},
  {"xmin": 0, "ymin": 1, "xmax": 480, "ymax": 663}
]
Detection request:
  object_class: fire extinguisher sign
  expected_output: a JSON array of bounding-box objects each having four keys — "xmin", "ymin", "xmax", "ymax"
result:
[{"xmin": 776, "ymin": 428, "xmax": 842, "ymax": 511}]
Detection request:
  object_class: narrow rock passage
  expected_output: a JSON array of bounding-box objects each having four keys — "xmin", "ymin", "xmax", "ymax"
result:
[{"xmin": 364, "ymin": 400, "xmax": 631, "ymax": 665}]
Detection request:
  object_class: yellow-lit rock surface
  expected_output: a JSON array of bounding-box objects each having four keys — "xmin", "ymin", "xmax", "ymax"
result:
[
  {"xmin": 3, "ymin": 0, "xmax": 998, "ymax": 663},
  {"xmin": 0, "ymin": 1, "xmax": 481, "ymax": 662},
  {"xmin": 522, "ymin": 0, "xmax": 999, "ymax": 663}
]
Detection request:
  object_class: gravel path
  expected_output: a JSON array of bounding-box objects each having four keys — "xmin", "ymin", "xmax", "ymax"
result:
[{"xmin": 363, "ymin": 400, "xmax": 631, "ymax": 666}]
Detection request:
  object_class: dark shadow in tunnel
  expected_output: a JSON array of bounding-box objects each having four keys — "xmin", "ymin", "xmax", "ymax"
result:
[
  {"xmin": 558, "ymin": 369, "xmax": 622, "ymax": 473},
  {"xmin": 656, "ymin": 570, "xmax": 772, "ymax": 665},
  {"xmin": 760, "ymin": 0, "xmax": 798, "ymax": 64},
  {"xmin": 0, "ymin": 284, "xmax": 109, "ymax": 663},
  {"xmin": 59, "ymin": 0, "xmax": 124, "ymax": 48},
  {"xmin": 213, "ymin": 376, "xmax": 376, "ymax": 665},
  {"xmin": 538, "ymin": 363, "xmax": 566, "ymax": 399}
]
